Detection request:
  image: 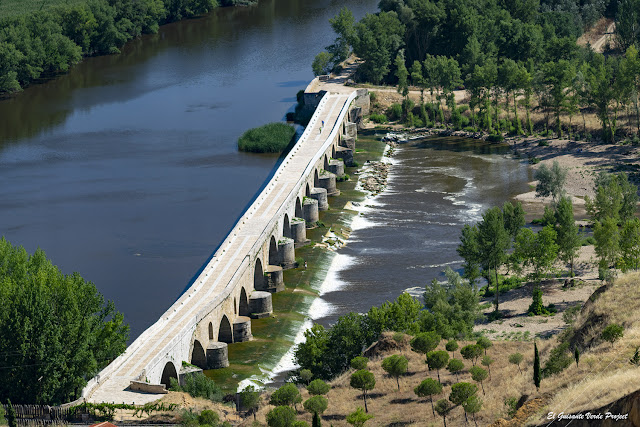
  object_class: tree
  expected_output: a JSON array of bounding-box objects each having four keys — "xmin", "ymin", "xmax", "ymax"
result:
[
  {"xmin": 594, "ymin": 216, "xmax": 620, "ymax": 269},
  {"xmin": 449, "ymin": 382, "xmax": 478, "ymax": 423},
  {"xmin": 350, "ymin": 370, "xmax": 375, "ymax": 413},
  {"xmin": 426, "ymin": 350, "xmax": 449, "ymax": 383},
  {"xmin": 6, "ymin": 400, "xmax": 16, "ymax": 427},
  {"xmin": 457, "ymin": 224, "xmax": 481, "ymax": 286},
  {"xmin": 445, "ymin": 340, "xmax": 459, "ymax": 358},
  {"xmin": 476, "ymin": 337, "xmax": 492, "ymax": 355},
  {"xmin": 509, "ymin": 353, "xmax": 524, "ymax": 374},
  {"xmin": 300, "ymin": 369, "xmax": 313, "ymax": 385},
  {"xmin": 381, "ymin": 354, "xmax": 408, "ymax": 390},
  {"xmin": 346, "ymin": 407, "xmax": 373, "ymax": 427},
  {"xmin": 534, "ymin": 342, "xmax": 541, "ymax": 391},
  {"xmin": 602, "ymin": 324, "xmax": 624, "ymax": 348},
  {"xmin": 434, "ymin": 398, "xmax": 452, "ymax": 427},
  {"xmin": 615, "ymin": 0, "xmax": 640, "ymax": 53},
  {"xmin": 414, "ymin": 378, "xmax": 442, "ymax": 417},
  {"xmin": 312, "ymin": 411, "xmax": 322, "ymax": 427},
  {"xmin": 534, "ymin": 161, "xmax": 567, "ymax": 201},
  {"xmin": 503, "ymin": 202, "xmax": 525, "ymax": 241},
  {"xmin": 620, "ymin": 218, "xmax": 640, "ymax": 271},
  {"xmin": 303, "ymin": 395, "xmax": 328, "ymax": 416},
  {"xmin": 410, "ymin": 332, "xmax": 441, "ymax": 357},
  {"xmin": 574, "ymin": 347, "xmax": 580, "ymax": 367},
  {"xmin": 586, "ymin": 172, "xmax": 639, "ymax": 224},
  {"xmin": 269, "ymin": 383, "xmax": 302, "ymax": 409},
  {"xmin": 327, "ymin": 7, "xmax": 355, "ymax": 65},
  {"xmin": 350, "ymin": 356, "xmax": 369, "ymax": 371},
  {"xmin": 395, "ymin": 49, "xmax": 409, "ymax": 100},
  {"xmin": 463, "ymin": 394, "xmax": 483, "ymax": 427},
  {"xmin": 0, "ymin": 239, "xmax": 129, "ymax": 404},
  {"xmin": 515, "ymin": 225, "xmax": 559, "ymax": 285},
  {"xmin": 556, "ymin": 196, "xmax": 581, "ymax": 276},
  {"xmin": 469, "ymin": 366, "xmax": 488, "ymax": 394},
  {"xmin": 0, "ymin": 401, "xmax": 5, "ymax": 426},
  {"xmin": 477, "ymin": 207, "xmax": 510, "ymax": 311},
  {"xmin": 461, "ymin": 344, "xmax": 483, "ymax": 366},
  {"xmin": 482, "ymin": 355, "xmax": 494, "ymax": 380},
  {"xmin": 307, "ymin": 379, "xmax": 330, "ymax": 396},
  {"xmin": 266, "ymin": 406, "xmax": 297, "ymax": 427},
  {"xmin": 446, "ymin": 358, "xmax": 464, "ymax": 382},
  {"xmin": 312, "ymin": 52, "xmax": 332, "ymax": 76},
  {"xmin": 239, "ymin": 386, "xmax": 260, "ymax": 420}
]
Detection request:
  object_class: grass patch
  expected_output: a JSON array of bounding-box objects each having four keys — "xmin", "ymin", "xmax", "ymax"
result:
[{"xmin": 237, "ymin": 122, "xmax": 296, "ymax": 153}]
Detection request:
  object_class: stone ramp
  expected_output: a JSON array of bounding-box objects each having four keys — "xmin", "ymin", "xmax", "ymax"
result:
[{"xmin": 86, "ymin": 92, "xmax": 351, "ymax": 404}]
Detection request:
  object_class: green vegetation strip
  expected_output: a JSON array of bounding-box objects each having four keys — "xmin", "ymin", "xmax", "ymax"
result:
[
  {"xmin": 205, "ymin": 132, "xmax": 386, "ymax": 393},
  {"xmin": 237, "ymin": 122, "xmax": 297, "ymax": 153}
]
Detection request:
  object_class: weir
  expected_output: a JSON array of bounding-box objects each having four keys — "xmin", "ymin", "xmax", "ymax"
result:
[{"xmin": 84, "ymin": 80, "xmax": 370, "ymax": 404}]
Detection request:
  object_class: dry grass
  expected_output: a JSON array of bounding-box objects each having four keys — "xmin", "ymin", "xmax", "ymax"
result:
[
  {"xmin": 244, "ymin": 274, "xmax": 640, "ymax": 426},
  {"xmin": 248, "ymin": 335, "xmax": 549, "ymax": 426}
]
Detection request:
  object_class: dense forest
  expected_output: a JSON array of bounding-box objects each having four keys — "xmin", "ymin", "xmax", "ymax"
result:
[
  {"xmin": 317, "ymin": 0, "xmax": 640, "ymax": 143},
  {"xmin": 0, "ymin": 0, "xmax": 247, "ymax": 94}
]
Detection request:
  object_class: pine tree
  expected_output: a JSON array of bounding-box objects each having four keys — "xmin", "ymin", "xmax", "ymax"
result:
[{"xmin": 534, "ymin": 343, "xmax": 541, "ymax": 391}]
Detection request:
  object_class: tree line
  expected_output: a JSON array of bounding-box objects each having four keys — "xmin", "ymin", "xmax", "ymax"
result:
[
  {"xmin": 0, "ymin": 0, "xmax": 245, "ymax": 94},
  {"xmin": 0, "ymin": 238, "xmax": 129, "ymax": 405},
  {"xmin": 457, "ymin": 167, "xmax": 640, "ymax": 316},
  {"xmin": 294, "ymin": 268, "xmax": 481, "ymax": 381},
  {"xmin": 316, "ymin": 0, "xmax": 640, "ymax": 142}
]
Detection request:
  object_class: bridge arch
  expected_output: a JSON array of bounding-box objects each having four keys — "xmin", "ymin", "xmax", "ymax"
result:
[
  {"xmin": 305, "ymin": 183, "xmax": 310, "ymax": 196},
  {"xmin": 219, "ymin": 315, "xmax": 233, "ymax": 343},
  {"xmin": 295, "ymin": 197, "xmax": 302, "ymax": 218},
  {"xmin": 283, "ymin": 214, "xmax": 291, "ymax": 238},
  {"xmin": 239, "ymin": 287, "xmax": 250, "ymax": 316},
  {"xmin": 314, "ymin": 169, "xmax": 319, "ymax": 187},
  {"xmin": 268, "ymin": 236, "xmax": 278, "ymax": 265},
  {"xmin": 324, "ymin": 154, "xmax": 329, "ymax": 169},
  {"xmin": 160, "ymin": 361, "xmax": 178, "ymax": 389},
  {"xmin": 332, "ymin": 145, "xmax": 336, "ymax": 158},
  {"xmin": 254, "ymin": 258, "xmax": 264, "ymax": 290},
  {"xmin": 191, "ymin": 340, "xmax": 206, "ymax": 369},
  {"xmin": 208, "ymin": 322, "xmax": 214, "ymax": 340}
]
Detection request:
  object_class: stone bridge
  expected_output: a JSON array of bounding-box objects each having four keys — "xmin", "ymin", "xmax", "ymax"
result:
[{"xmin": 84, "ymin": 83, "xmax": 369, "ymax": 403}]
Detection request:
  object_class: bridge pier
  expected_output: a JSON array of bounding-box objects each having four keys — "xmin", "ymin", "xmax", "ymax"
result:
[
  {"xmin": 341, "ymin": 136, "xmax": 356, "ymax": 150},
  {"xmin": 249, "ymin": 291, "xmax": 273, "ymax": 318},
  {"xmin": 264, "ymin": 265, "xmax": 284, "ymax": 293},
  {"xmin": 277, "ymin": 237, "xmax": 296, "ymax": 269},
  {"xmin": 206, "ymin": 342, "xmax": 229, "ymax": 369},
  {"xmin": 327, "ymin": 159, "xmax": 345, "ymax": 177},
  {"xmin": 309, "ymin": 188, "xmax": 328, "ymax": 210},
  {"xmin": 318, "ymin": 171, "xmax": 339, "ymax": 196},
  {"xmin": 233, "ymin": 316, "xmax": 252, "ymax": 342},
  {"xmin": 335, "ymin": 146, "xmax": 354, "ymax": 166},
  {"xmin": 291, "ymin": 217, "xmax": 308, "ymax": 247},
  {"xmin": 303, "ymin": 198, "xmax": 319, "ymax": 226}
]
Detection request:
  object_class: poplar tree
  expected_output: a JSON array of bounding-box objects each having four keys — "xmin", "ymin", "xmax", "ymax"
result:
[
  {"xmin": 534, "ymin": 342, "xmax": 541, "ymax": 391},
  {"xmin": 556, "ymin": 197, "xmax": 581, "ymax": 276}
]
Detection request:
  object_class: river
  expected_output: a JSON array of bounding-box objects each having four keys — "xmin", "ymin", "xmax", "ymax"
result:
[
  {"xmin": 0, "ymin": 0, "xmax": 380, "ymax": 340},
  {"xmin": 311, "ymin": 136, "xmax": 533, "ymax": 327}
]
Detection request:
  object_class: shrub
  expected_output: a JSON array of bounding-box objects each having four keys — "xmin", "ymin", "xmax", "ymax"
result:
[
  {"xmin": 238, "ymin": 122, "xmax": 296, "ymax": 153},
  {"xmin": 601, "ymin": 323, "xmax": 624, "ymax": 347},
  {"xmin": 370, "ymin": 114, "xmax": 388, "ymax": 124},
  {"xmin": 505, "ymin": 396, "xmax": 518, "ymax": 418},
  {"xmin": 542, "ymin": 342, "xmax": 572, "ymax": 378},
  {"xmin": 351, "ymin": 356, "xmax": 369, "ymax": 370},
  {"xmin": 170, "ymin": 373, "xmax": 223, "ymax": 401},
  {"xmin": 387, "ymin": 103, "xmax": 403, "ymax": 121},
  {"xmin": 198, "ymin": 410, "xmax": 220, "ymax": 426},
  {"xmin": 487, "ymin": 134, "xmax": 504, "ymax": 142}
]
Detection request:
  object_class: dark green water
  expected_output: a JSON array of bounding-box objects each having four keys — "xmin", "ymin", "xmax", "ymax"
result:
[{"xmin": 0, "ymin": 0, "xmax": 379, "ymax": 340}]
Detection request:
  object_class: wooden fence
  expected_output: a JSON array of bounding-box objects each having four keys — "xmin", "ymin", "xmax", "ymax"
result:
[{"xmin": 1, "ymin": 404, "xmax": 84, "ymax": 425}]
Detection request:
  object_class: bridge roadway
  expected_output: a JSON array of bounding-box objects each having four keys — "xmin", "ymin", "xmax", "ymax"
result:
[{"xmin": 85, "ymin": 85, "xmax": 358, "ymax": 404}]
